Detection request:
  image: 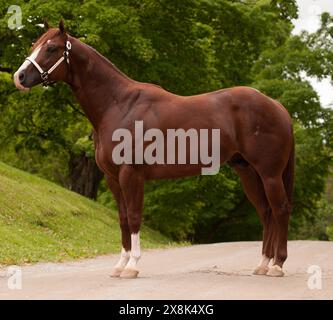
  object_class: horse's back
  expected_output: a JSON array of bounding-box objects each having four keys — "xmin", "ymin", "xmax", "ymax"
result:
[{"xmin": 210, "ymin": 86, "xmax": 293, "ymax": 132}]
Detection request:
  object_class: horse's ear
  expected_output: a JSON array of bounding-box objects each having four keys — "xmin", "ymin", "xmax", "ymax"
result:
[
  {"xmin": 43, "ymin": 19, "xmax": 50, "ymax": 31},
  {"xmin": 59, "ymin": 19, "xmax": 65, "ymax": 34}
]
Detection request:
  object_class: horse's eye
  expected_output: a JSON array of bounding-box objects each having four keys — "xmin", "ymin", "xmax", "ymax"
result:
[{"xmin": 46, "ymin": 45, "xmax": 57, "ymax": 53}]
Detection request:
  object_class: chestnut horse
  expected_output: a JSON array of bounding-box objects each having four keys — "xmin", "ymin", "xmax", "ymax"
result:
[{"xmin": 14, "ymin": 21, "xmax": 294, "ymax": 278}]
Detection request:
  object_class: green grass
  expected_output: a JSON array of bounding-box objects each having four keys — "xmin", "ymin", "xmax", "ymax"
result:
[{"xmin": 0, "ymin": 161, "xmax": 175, "ymax": 265}]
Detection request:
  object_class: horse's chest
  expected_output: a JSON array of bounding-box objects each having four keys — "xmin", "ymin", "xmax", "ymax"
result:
[{"xmin": 95, "ymin": 140, "xmax": 119, "ymax": 176}]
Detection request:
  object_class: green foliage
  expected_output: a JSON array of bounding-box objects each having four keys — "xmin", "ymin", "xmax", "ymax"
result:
[
  {"xmin": 141, "ymin": 5, "xmax": 333, "ymax": 242},
  {"xmin": 248, "ymin": 14, "xmax": 333, "ymax": 239},
  {"xmin": 0, "ymin": 0, "xmax": 332, "ymax": 244},
  {"xmin": 294, "ymin": 199, "xmax": 332, "ymax": 241},
  {"xmin": 290, "ymin": 124, "xmax": 332, "ymax": 238}
]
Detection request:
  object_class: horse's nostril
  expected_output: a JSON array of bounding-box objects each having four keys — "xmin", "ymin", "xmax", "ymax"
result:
[{"xmin": 18, "ymin": 71, "xmax": 25, "ymax": 83}]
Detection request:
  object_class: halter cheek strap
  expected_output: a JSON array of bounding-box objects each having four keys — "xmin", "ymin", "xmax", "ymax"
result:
[{"xmin": 26, "ymin": 40, "xmax": 72, "ymax": 86}]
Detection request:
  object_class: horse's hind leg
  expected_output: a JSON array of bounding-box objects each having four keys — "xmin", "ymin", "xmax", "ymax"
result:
[
  {"xmin": 231, "ymin": 158, "xmax": 274, "ymax": 275},
  {"xmin": 260, "ymin": 175, "xmax": 290, "ymax": 277}
]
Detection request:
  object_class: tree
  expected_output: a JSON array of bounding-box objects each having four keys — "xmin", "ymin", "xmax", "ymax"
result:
[
  {"xmin": 141, "ymin": 6, "xmax": 333, "ymax": 241},
  {"xmin": 0, "ymin": 0, "xmax": 332, "ymax": 242}
]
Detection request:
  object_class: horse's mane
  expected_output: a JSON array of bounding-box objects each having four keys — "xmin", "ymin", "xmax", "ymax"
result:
[{"xmin": 79, "ymin": 41, "xmax": 134, "ymax": 82}]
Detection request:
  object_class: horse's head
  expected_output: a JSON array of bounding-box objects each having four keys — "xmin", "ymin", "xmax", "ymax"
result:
[{"xmin": 14, "ymin": 20, "xmax": 71, "ymax": 90}]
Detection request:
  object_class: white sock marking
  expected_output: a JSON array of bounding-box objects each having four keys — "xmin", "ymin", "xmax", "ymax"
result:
[
  {"xmin": 114, "ymin": 247, "xmax": 130, "ymax": 269},
  {"xmin": 258, "ymin": 255, "xmax": 270, "ymax": 268},
  {"xmin": 125, "ymin": 232, "xmax": 141, "ymax": 270}
]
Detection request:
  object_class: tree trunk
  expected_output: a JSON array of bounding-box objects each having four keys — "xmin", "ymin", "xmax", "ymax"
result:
[
  {"xmin": 0, "ymin": 66, "xmax": 12, "ymax": 73},
  {"xmin": 68, "ymin": 152, "xmax": 104, "ymax": 200}
]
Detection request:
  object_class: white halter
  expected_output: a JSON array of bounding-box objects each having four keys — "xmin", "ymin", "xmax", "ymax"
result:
[{"xmin": 26, "ymin": 40, "xmax": 72, "ymax": 86}]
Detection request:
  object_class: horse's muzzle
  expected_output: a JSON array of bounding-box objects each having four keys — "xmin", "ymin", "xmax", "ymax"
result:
[{"xmin": 13, "ymin": 67, "xmax": 41, "ymax": 91}]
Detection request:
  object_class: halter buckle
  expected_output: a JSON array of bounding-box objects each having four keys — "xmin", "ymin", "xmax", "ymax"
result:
[
  {"xmin": 65, "ymin": 41, "xmax": 71, "ymax": 63},
  {"xmin": 64, "ymin": 51, "xmax": 70, "ymax": 64},
  {"xmin": 66, "ymin": 41, "xmax": 72, "ymax": 51},
  {"xmin": 41, "ymin": 71, "xmax": 49, "ymax": 84}
]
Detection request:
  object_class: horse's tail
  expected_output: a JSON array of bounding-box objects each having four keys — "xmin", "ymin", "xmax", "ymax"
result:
[{"xmin": 282, "ymin": 126, "xmax": 295, "ymax": 208}]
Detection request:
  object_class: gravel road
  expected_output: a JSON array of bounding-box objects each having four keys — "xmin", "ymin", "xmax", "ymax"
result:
[{"xmin": 0, "ymin": 241, "xmax": 332, "ymax": 300}]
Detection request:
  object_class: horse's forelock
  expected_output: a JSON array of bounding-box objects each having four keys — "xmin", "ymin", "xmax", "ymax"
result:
[{"xmin": 31, "ymin": 28, "xmax": 61, "ymax": 52}]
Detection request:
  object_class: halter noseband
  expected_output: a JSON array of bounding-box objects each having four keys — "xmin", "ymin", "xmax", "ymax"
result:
[{"xmin": 26, "ymin": 40, "xmax": 72, "ymax": 86}]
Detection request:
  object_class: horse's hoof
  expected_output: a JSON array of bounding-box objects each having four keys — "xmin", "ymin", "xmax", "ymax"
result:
[
  {"xmin": 110, "ymin": 267, "xmax": 123, "ymax": 278},
  {"xmin": 253, "ymin": 266, "xmax": 269, "ymax": 275},
  {"xmin": 267, "ymin": 265, "xmax": 284, "ymax": 277},
  {"xmin": 120, "ymin": 268, "xmax": 139, "ymax": 279}
]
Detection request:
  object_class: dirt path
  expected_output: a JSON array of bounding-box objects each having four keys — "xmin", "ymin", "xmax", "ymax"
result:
[{"xmin": 0, "ymin": 241, "xmax": 332, "ymax": 300}]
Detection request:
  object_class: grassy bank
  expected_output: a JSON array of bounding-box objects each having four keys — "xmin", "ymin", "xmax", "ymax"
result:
[{"xmin": 0, "ymin": 162, "xmax": 174, "ymax": 265}]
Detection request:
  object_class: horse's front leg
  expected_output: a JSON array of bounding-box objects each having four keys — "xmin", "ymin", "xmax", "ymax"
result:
[
  {"xmin": 106, "ymin": 175, "xmax": 131, "ymax": 277},
  {"xmin": 118, "ymin": 165, "xmax": 144, "ymax": 279}
]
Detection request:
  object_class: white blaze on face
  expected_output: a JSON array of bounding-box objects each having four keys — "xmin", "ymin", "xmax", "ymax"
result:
[
  {"xmin": 125, "ymin": 232, "xmax": 141, "ymax": 270},
  {"xmin": 13, "ymin": 46, "xmax": 41, "ymax": 91}
]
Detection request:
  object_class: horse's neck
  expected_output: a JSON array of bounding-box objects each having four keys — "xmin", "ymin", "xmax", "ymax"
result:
[{"xmin": 66, "ymin": 37, "xmax": 134, "ymax": 129}]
